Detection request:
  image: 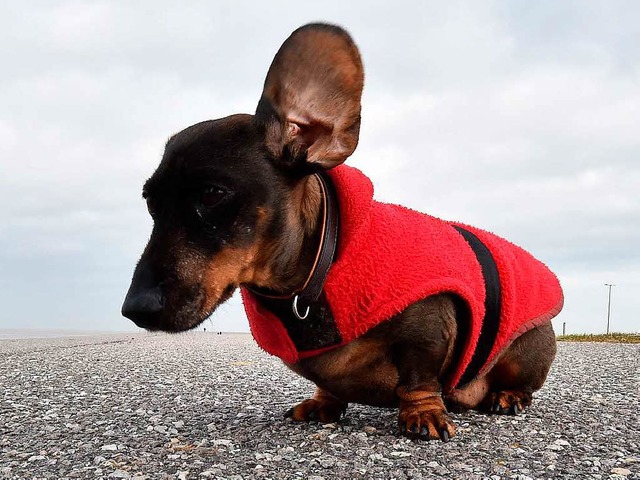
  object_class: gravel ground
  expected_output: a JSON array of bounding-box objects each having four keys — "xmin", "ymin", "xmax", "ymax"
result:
[{"xmin": 1, "ymin": 332, "xmax": 638, "ymax": 480}]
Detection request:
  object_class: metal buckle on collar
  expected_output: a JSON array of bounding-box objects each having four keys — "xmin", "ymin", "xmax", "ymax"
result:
[{"xmin": 292, "ymin": 295, "xmax": 310, "ymax": 320}]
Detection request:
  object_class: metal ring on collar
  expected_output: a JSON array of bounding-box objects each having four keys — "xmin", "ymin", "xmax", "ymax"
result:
[{"xmin": 292, "ymin": 295, "xmax": 310, "ymax": 320}]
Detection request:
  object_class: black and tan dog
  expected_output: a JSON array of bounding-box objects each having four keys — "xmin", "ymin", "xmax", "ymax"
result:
[{"xmin": 122, "ymin": 23, "xmax": 562, "ymax": 441}]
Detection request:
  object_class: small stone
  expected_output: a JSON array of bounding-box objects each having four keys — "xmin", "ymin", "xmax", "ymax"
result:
[
  {"xmin": 177, "ymin": 471, "xmax": 189, "ymax": 480},
  {"xmin": 546, "ymin": 444, "xmax": 564, "ymax": 451},
  {"xmin": 101, "ymin": 444, "xmax": 118, "ymax": 451},
  {"xmin": 94, "ymin": 456, "xmax": 107, "ymax": 464},
  {"xmin": 390, "ymin": 451, "xmax": 411, "ymax": 458},
  {"xmin": 363, "ymin": 426, "xmax": 376, "ymax": 434},
  {"xmin": 153, "ymin": 425, "xmax": 168, "ymax": 434},
  {"xmin": 406, "ymin": 469, "xmax": 423, "ymax": 480},
  {"xmin": 318, "ymin": 456, "xmax": 336, "ymax": 468},
  {"xmin": 27, "ymin": 455, "xmax": 45, "ymax": 462},
  {"xmin": 278, "ymin": 446, "xmax": 295, "ymax": 460},
  {"xmin": 426, "ymin": 461, "xmax": 448, "ymax": 474},
  {"xmin": 611, "ymin": 468, "xmax": 632, "ymax": 476},
  {"xmin": 109, "ymin": 471, "xmax": 131, "ymax": 479},
  {"xmin": 554, "ymin": 439, "xmax": 571, "ymax": 447},
  {"xmin": 212, "ymin": 439, "xmax": 232, "ymax": 447}
]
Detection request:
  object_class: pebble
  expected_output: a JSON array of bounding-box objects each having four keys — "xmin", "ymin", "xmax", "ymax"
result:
[
  {"xmin": 390, "ymin": 451, "xmax": 411, "ymax": 457},
  {"xmin": 109, "ymin": 470, "xmax": 131, "ymax": 478},
  {"xmin": 611, "ymin": 467, "xmax": 632, "ymax": 476},
  {"xmin": 546, "ymin": 444, "xmax": 564, "ymax": 451},
  {"xmin": 317, "ymin": 456, "xmax": 336, "ymax": 468}
]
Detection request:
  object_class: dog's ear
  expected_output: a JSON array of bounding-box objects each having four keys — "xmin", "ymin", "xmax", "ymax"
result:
[{"xmin": 255, "ymin": 23, "xmax": 364, "ymax": 171}]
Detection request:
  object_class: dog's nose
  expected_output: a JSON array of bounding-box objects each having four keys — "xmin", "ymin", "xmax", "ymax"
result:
[{"xmin": 121, "ymin": 286, "xmax": 165, "ymax": 329}]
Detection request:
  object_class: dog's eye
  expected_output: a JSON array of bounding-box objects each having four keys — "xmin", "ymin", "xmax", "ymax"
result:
[{"xmin": 199, "ymin": 186, "xmax": 227, "ymax": 208}]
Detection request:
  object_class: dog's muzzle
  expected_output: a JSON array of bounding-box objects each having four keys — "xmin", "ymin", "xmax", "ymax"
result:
[{"xmin": 121, "ymin": 263, "xmax": 165, "ymax": 329}]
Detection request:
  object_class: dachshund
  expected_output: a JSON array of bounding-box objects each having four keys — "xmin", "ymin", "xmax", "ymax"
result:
[{"xmin": 122, "ymin": 23, "xmax": 562, "ymax": 441}]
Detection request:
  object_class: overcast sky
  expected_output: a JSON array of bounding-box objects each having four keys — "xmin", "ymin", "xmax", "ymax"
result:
[{"xmin": 1, "ymin": 1, "xmax": 638, "ymax": 335}]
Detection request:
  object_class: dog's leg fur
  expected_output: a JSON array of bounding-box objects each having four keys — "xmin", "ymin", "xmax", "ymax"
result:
[
  {"xmin": 390, "ymin": 299, "xmax": 458, "ymax": 441},
  {"xmin": 481, "ymin": 322, "xmax": 556, "ymax": 414},
  {"xmin": 446, "ymin": 322, "xmax": 556, "ymax": 414}
]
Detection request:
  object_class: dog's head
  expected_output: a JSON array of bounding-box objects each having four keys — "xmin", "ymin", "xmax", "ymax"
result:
[{"xmin": 121, "ymin": 24, "xmax": 364, "ymax": 331}]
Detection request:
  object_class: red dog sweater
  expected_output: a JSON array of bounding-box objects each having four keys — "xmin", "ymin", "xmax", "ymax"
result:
[{"xmin": 241, "ymin": 166, "xmax": 564, "ymax": 391}]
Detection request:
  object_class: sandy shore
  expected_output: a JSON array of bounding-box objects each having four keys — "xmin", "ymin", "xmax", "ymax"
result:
[{"xmin": 1, "ymin": 332, "xmax": 638, "ymax": 479}]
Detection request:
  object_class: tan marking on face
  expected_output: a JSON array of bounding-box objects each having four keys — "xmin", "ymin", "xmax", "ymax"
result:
[
  {"xmin": 197, "ymin": 207, "xmax": 276, "ymax": 315},
  {"xmin": 200, "ymin": 245, "xmax": 261, "ymax": 314}
]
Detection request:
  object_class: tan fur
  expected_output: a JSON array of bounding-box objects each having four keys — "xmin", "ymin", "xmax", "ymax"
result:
[
  {"xmin": 296, "ymin": 175, "xmax": 322, "ymax": 236},
  {"xmin": 201, "ymin": 246, "xmax": 259, "ymax": 313}
]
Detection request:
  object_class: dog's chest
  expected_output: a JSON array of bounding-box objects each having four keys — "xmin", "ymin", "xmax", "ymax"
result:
[{"xmin": 256, "ymin": 293, "xmax": 342, "ymax": 352}]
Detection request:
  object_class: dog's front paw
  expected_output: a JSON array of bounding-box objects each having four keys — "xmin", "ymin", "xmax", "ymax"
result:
[
  {"xmin": 397, "ymin": 403, "xmax": 456, "ymax": 441},
  {"xmin": 285, "ymin": 396, "xmax": 347, "ymax": 423},
  {"xmin": 397, "ymin": 388, "xmax": 456, "ymax": 441}
]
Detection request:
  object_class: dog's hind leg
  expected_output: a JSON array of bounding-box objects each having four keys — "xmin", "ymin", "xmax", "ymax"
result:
[
  {"xmin": 284, "ymin": 387, "xmax": 347, "ymax": 423},
  {"xmin": 455, "ymin": 322, "xmax": 556, "ymax": 415},
  {"xmin": 480, "ymin": 322, "xmax": 556, "ymax": 415},
  {"xmin": 446, "ymin": 322, "xmax": 556, "ymax": 415}
]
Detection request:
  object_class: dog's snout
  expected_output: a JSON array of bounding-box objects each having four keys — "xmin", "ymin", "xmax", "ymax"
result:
[
  {"xmin": 121, "ymin": 285, "xmax": 165, "ymax": 328},
  {"xmin": 122, "ymin": 261, "xmax": 165, "ymax": 329}
]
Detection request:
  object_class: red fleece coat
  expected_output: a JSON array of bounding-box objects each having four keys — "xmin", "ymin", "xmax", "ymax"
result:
[{"xmin": 241, "ymin": 166, "xmax": 564, "ymax": 391}]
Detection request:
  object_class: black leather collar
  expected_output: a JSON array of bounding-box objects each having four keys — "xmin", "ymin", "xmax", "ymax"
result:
[{"xmin": 247, "ymin": 171, "xmax": 340, "ymax": 320}]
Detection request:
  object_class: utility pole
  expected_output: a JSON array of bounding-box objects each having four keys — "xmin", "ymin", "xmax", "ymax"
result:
[{"xmin": 604, "ymin": 283, "xmax": 615, "ymax": 335}]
